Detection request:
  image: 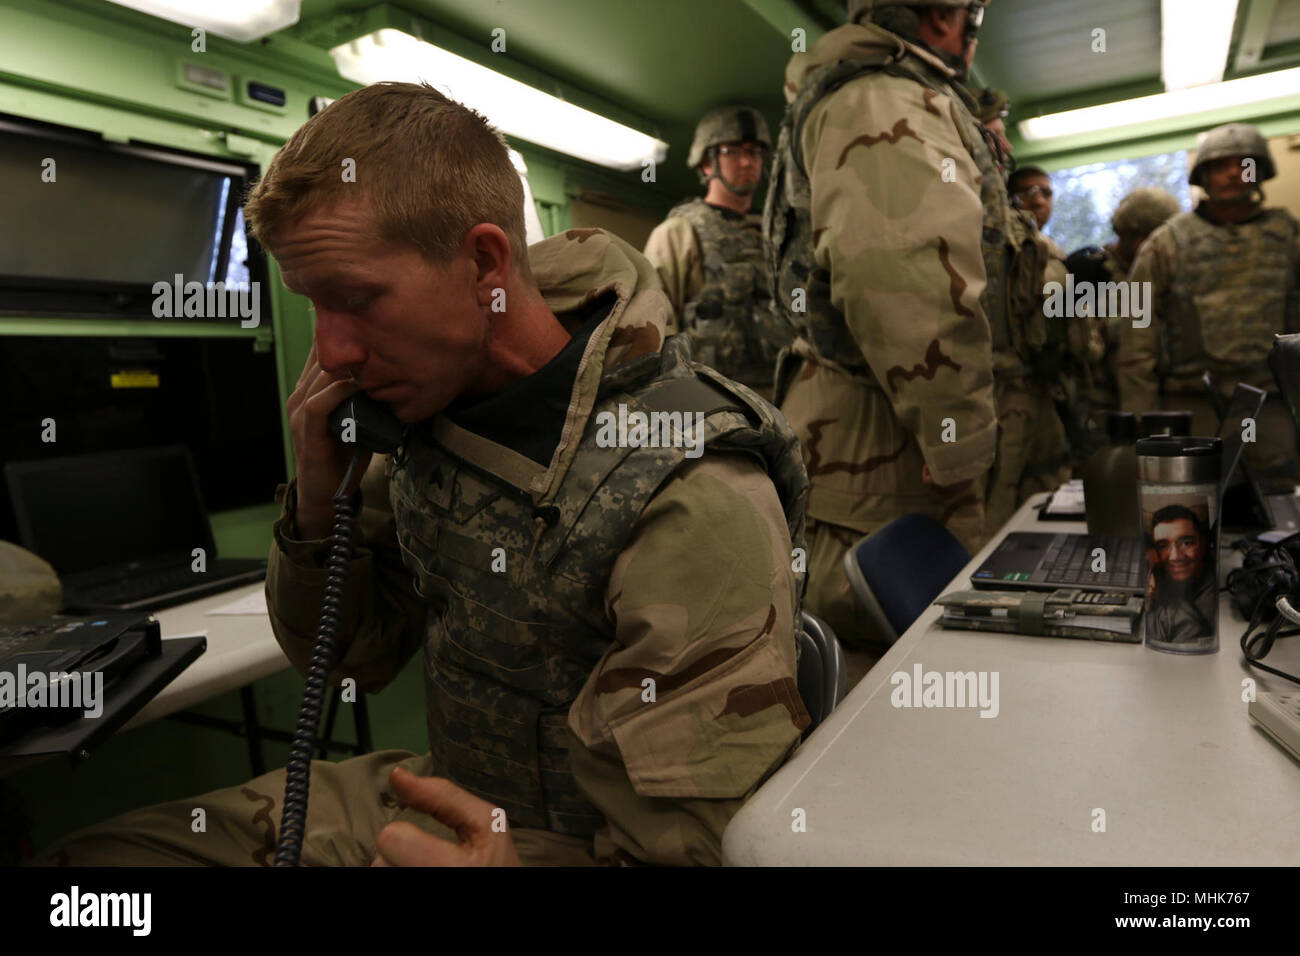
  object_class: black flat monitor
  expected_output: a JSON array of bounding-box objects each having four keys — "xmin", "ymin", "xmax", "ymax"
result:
[{"xmin": 0, "ymin": 112, "xmax": 265, "ymax": 321}]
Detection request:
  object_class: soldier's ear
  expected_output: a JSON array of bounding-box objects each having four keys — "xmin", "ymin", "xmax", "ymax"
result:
[{"xmin": 923, "ymin": 5, "xmax": 961, "ymax": 35}]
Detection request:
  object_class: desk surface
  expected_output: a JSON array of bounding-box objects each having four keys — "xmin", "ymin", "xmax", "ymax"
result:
[
  {"xmin": 722, "ymin": 495, "xmax": 1300, "ymax": 865},
  {"xmin": 119, "ymin": 583, "xmax": 289, "ymax": 731}
]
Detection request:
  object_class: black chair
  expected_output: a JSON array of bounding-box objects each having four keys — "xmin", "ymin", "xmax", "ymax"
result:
[
  {"xmin": 796, "ymin": 610, "xmax": 847, "ymax": 739},
  {"xmin": 842, "ymin": 513, "xmax": 970, "ymax": 646}
]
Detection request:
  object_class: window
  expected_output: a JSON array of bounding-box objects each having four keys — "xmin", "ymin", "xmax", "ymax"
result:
[{"xmin": 1042, "ymin": 150, "xmax": 1192, "ymax": 254}]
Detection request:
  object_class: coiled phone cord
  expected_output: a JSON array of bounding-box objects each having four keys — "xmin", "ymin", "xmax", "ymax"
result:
[{"xmin": 274, "ymin": 452, "xmax": 363, "ymax": 867}]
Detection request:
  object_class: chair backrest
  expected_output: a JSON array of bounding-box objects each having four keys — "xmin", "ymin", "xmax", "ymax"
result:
[
  {"xmin": 795, "ymin": 610, "xmax": 847, "ymax": 738},
  {"xmin": 843, "ymin": 513, "xmax": 970, "ymax": 645},
  {"xmin": 795, "ymin": 629, "xmax": 824, "ymax": 734}
]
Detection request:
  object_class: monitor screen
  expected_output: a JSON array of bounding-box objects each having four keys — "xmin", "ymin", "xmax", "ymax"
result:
[
  {"xmin": 0, "ymin": 334, "xmax": 287, "ymax": 546},
  {"xmin": 0, "ymin": 114, "xmax": 258, "ymax": 317}
]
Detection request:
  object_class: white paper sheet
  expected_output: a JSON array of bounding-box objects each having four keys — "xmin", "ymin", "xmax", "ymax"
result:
[{"xmin": 205, "ymin": 591, "xmax": 268, "ymax": 616}]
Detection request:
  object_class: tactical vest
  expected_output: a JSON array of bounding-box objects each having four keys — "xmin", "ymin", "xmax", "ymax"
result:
[
  {"xmin": 387, "ymin": 335, "xmax": 809, "ymax": 838},
  {"xmin": 668, "ymin": 198, "xmax": 787, "ymax": 390},
  {"xmin": 764, "ymin": 40, "xmax": 1016, "ymax": 384},
  {"xmin": 1162, "ymin": 208, "xmax": 1300, "ymax": 382}
]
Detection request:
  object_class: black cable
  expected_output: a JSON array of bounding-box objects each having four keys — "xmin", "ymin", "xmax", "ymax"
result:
[
  {"xmin": 1229, "ymin": 534, "xmax": 1300, "ymax": 688},
  {"xmin": 274, "ymin": 452, "xmax": 363, "ymax": 867}
]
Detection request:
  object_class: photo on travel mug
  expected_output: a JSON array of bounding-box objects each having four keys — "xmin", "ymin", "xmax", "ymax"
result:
[
  {"xmin": 1142, "ymin": 497, "xmax": 1217, "ymax": 649},
  {"xmin": 1137, "ymin": 435, "xmax": 1221, "ymax": 654}
]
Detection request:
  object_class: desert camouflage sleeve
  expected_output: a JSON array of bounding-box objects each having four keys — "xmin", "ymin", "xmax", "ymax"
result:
[
  {"xmin": 642, "ymin": 215, "xmax": 703, "ymax": 334},
  {"xmin": 1117, "ymin": 225, "xmax": 1174, "ymax": 414},
  {"xmin": 265, "ymin": 455, "xmax": 426, "ymax": 693},
  {"xmin": 566, "ymin": 452, "xmax": 807, "ymax": 866},
  {"xmin": 803, "ymin": 73, "xmax": 997, "ymax": 486}
]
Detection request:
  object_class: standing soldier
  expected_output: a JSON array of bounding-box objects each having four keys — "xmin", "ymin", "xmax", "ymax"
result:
[
  {"xmin": 765, "ymin": 0, "xmax": 998, "ymax": 663},
  {"xmin": 1067, "ymin": 187, "xmax": 1180, "ymax": 429},
  {"xmin": 644, "ymin": 106, "xmax": 789, "ymax": 398},
  {"xmin": 989, "ymin": 172, "xmax": 1078, "ymax": 522},
  {"xmin": 1105, "ymin": 187, "xmax": 1182, "ymax": 281},
  {"xmin": 1118, "ymin": 123, "xmax": 1300, "ymax": 483}
]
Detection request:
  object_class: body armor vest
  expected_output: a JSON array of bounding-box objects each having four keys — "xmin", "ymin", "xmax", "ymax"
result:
[
  {"xmin": 669, "ymin": 198, "xmax": 786, "ymax": 390},
  {"xmin": 1161, "ymin": 208, "xmax": 1300, "ymax": 387},
  {"xmin": 387, "ymin": 336, "xmax": 808, "ymax": 837},
  {"xmin": 764, "ymin": 39, "xmax": 1017, "ymax": 384}
]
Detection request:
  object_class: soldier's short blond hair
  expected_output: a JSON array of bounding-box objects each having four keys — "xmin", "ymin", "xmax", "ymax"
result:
[{"xmin": 244, "ymin": 81, "xmax": 531, "ymax": 280}]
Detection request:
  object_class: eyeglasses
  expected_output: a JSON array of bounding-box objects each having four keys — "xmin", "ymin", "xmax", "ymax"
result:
[
  {"xmin": 1014, "ymin": 184, "xmax": 1053, "ymax": 201},
  {"xmin": 716, "ymin": 144, "xmax": 766, "ymax": 159}
]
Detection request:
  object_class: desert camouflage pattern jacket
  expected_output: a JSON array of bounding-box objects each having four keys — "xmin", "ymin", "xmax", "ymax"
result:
[{"xmin": 761, "ymin": 19, "xmax": 998, "ymax": 544}]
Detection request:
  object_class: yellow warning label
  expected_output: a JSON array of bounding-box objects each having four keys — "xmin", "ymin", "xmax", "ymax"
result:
[{"xmin": 110, "ymin": 371, "xmax": 160, "ymax": 389}]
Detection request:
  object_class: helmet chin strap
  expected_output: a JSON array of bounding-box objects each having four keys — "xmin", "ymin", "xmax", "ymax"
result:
[
  {"xmin": 705, "ymin": 145, "xmax": 761, "ymax": 197},
  {"xmin": 718, "ymin": 174, "xmax": 757, "ymax": 196}
]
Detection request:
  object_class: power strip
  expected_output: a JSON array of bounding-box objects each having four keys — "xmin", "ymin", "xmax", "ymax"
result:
[{"xmin": 1249, "ymin": 691, "xmax": 1300, "ymax": 763}]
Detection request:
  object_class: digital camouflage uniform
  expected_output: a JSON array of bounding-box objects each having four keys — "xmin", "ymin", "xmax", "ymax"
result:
[
  {"xmin": 644, "ymin": 108, "xmax": 791, "ymax": 398},
  {"xmin": 764, "ymin": 15, "xmax": 999, "ymax": 657},
  {"xmin": 644, "ymin": 200, "xmax": 787, "ymax": 396},
  {"xmin": 986, "ymin": 207, "xmax": 1076, "ymax": 533},
  {"xmin": 1073, "ymin": 188, "xmax": 1180, "ymax": 424},
  {"xmin": 971, "ymin": 79, "xmax": 1079, "ymax": 496},
  {"xmin": 40, "ymin": 229, "xmax": 811, "ymax": 867},
  {"xmin": 1119, "ymin": 125, "xmax": 1300, "ymax": 483}
]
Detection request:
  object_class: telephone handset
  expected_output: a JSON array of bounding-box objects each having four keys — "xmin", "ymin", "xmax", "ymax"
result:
[
  {"xmin": 275, "ymin": 393, "xmax": 403, "ymax": 866},
  {"xmin": 327, "ymin": 393, "xmax": 403, "ymax": 455}
]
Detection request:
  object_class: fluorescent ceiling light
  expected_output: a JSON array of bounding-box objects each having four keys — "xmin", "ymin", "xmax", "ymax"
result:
[
  {"xmin": 330, "ymin": 29, "xmax": 668, "ymax": 172},
  {"xmin": 104, "ymin": 0, "xmax": 300, "ymax": 42},
  {"xmin": 1019, "ymin": 65, "xmax": 1300, "ymax": 142},
  {"xmin": 1161, "ymin": 0, "xmax": 1238, "ymax": 91},
  {"xmin": 508, "ymin": 150, "xmax": 547, "ymax": 246}
]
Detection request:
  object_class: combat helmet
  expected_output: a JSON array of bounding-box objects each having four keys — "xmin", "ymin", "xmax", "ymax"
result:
[
  {"xmin": 1189, "ymin": 122, "xmax": 1276, "ymax": 187},
  {"xmin": 687, "ymin": 106, "xmax": 771, "ymax": 194},
  {"xmin": 847, "ymin": 0, "xmax": 989, "ymax": 26},
  {"xmin": 1111, "ymin": 187, "xmax": 1180, "ymax": 236},
  {"xmin": 686, "ymin": 106, "xmax": 771, "ymax": 169},
  {"xmin": 971, "ymin": 86, "xmax": 1009, "ymax": 124}
]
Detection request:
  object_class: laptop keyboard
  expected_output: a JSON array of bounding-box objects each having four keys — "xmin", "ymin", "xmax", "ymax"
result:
[
  {"xmin": 1036, "ymin": 535, "xmax": 1145, "ymax": 589},
  {"xmin": 0, "ymin": 621, "xmax": 72, "ymax": 656}
]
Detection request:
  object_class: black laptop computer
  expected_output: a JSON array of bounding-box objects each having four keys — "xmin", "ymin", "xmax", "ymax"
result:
[
  {"xmin": 1205, "ymin": 372, "xmax": 1300, "ymax": 533},
  {"xmin": 971, "ymin": 384, "xmax": 1263, "ymax": 593},
  {"xmin": 4, "ymin": 445, "xmax": 266, "ymax": 612}
]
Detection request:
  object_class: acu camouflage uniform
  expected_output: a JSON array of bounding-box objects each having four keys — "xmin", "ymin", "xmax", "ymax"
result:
[
  {"xmin": 1120, "ymin": 123, "xmax": 1300, "ymax": 481},
  {"xmin": 1118, "ymin": 206, "xmax": 1300, "ymax": 481},
  {"xmin": 644, "ymin": 199, "xmax": 789, "ymax": 395},
  {"xmin": 41, "ymin": 229, "xmax": 810, "ymax": 868},
  {"xmin": 986, "ymin": 205, "xmax": 1077, "ymax": 532},
  {"xmin": 763, "ymin": 18, "xmax": 999, "ymax": 656},
  {"xmin": 1071, "ymin": 188, "xmax": 1180, "ymax": 433}
]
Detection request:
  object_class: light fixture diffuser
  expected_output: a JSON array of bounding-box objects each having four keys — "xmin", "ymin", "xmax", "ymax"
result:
[
  {"xmin": 329, "ymin": 29, "xmax": 668, "ymax": 172},
  {"xmin": 105, "ymin": 0, "xmax": 301, "ymax": 43},
  {"xmin": 1019, "ymin": 65, "xmax": 1300, "ymax": 142},
  {"xmin": 1161, "ymin": 0, "xmax": 1238, "ymax": 91}
]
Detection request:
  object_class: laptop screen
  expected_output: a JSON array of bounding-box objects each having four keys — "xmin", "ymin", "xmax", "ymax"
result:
[{"xmin": 4, "ymin": 446, "xmax": 214, "ymax": 576}]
